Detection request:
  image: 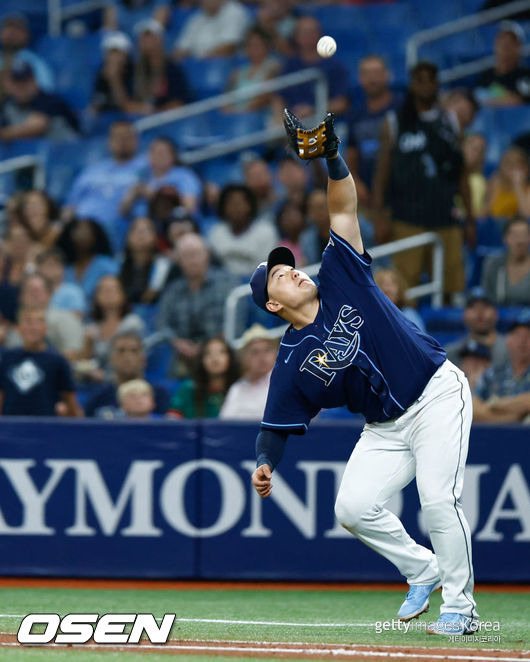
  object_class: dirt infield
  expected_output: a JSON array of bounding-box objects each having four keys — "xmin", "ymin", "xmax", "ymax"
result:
[
  {"xmin": 1, "ymin": 634, "xmax": 529, "ymax": 661},
  {"xmin": 0, "ymin": 578, "xmax": 528, "ymax": 593}
]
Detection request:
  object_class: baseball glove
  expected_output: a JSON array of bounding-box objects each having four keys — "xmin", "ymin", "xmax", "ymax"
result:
[{"xmin": 283, "ymin": 108, "xmax": 340, "ymax": 160}]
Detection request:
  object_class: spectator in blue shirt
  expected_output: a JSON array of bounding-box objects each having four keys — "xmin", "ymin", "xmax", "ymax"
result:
[
  {"xmin": 0, "ymin": 306, "xmax": 82, "ymax": 417},
  {"xmin": 346, "ymin": 55, "xmax": 404, "ymax": 208},
  {"xmin": 273, "ymin": 15, "xmax": 349, "ymax": 120},
  {"xmin": 121, "ymin": 136, "xmax": 202, "ymax": 217},
  {"xmin": 55, "ymin": 218, "xmax": 118, "ymax": 300},
  {"xmin": 63, "ymin": 121, "xmax": 143, "ymax": 251},
  {"xmin": 473, "ymin": 312, "xmax": 530, "ymax": 422},
  {"xmin": 0, "ymin": 14, "xmax": 54, "ymax": 94},
  {"xmin": 0, "ymin": 61, "xmax": 78, "ymax": 142}
]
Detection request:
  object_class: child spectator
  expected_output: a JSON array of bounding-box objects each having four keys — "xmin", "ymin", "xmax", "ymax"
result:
[
  {"xmin": 484, "ymin": 146, "xmax": 530, "ymax": 221},
  {"xmin": 170, "ymin": 336, "xmax": 239, "ymax": 418},
  {"xmin": 56, "ymin": 218, "xmax": 118, "ymax": 300},
  {"xmin": 481, "ymin": 217, "xmax": 530, "ymax": 306},
  {"xmin": 0, "ymin": 307, "xmax": 82, "ymax": 417},
  {"xmin": 119, "ymin": 216, "xmax": 171, "ymax": 304},
  {"xmin": 117, "ymin": 378, "xmax": 157, "ymax": 418},
  {"xmin": 374, "ymin": 268, "xmax": 426, "ymax": 332},
  {"xmin": 219, "ymin": 324, "xmax": 278, "ymax": 420}
]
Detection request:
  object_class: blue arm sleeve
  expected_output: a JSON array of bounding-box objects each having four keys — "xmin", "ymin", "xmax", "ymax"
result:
[{"xmin": 256, "ymin": 428, "xmax": 289, "ymax": 471}]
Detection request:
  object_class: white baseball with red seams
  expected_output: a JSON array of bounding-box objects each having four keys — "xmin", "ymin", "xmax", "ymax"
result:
[{"xmin": 317, "ymin": 36, "xmax": 337, "ymax": 58}]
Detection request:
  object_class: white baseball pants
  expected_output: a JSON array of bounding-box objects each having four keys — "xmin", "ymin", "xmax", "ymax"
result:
[{"xmin": 334, "ymin": 359, "xmax": 477, "ymax": 617}]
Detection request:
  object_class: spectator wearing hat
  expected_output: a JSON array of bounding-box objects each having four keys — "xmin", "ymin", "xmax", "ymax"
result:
[
  {"xmin": 121, "ymin": 136, "xmax": 201, "ymax": 219},
  {"xmin": 0, "ymin": 60, "xmax": 78, "ymax": 142},
  {"xmin": 473, "ymin": 312, "xmax": 530, "ymax": 422},
  {"xmin": 62, "ymin": 121, "xmax": 143, "ymax": 251},
  {"xmin": 445, "ymin": 287, "xmax": 510, "ymax": 368},
  {"xmin": 474, "ymin": 21, "xmax": 530, "ymax": 106},
  {"xmin": 129, "ymin": 19, "xmax": 190, "ymax": 115},
  {"xmin": 458, "ymin": 340, "xmax": 492, "ymax": 391},
  {"xmin": 91, "ymin": 31, "xmax": 135, "ymax": 114},
  {"xmin": 219, "ymin": 324, "xmax": 278, "ymax": 420},
  {"xmin": 174, "ymin": 0, "xmax": 251, "ymax": 59},
  {"xmin": 481, "ymin": 217, "xmax": 530, "ymax": 306},
  {"xmin": 0, "ymin": 14, "xmax": 54, "ymax": 96}
]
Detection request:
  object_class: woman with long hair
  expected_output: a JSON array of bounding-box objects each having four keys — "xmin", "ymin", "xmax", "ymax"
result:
[
  {"xmin": 119, "ymin": 216, "xmax": 171, "ymax": 303},
  {"xmin": 170, "ymin": 336, "xmax": 239, "ymax": 419},
  {"xmin": 81, "ymin": 274, "xmax": 145, "ymax": 379},
  {"xmin": 20, "ymin": 190, "xmax": 61, "ymax": 250}
]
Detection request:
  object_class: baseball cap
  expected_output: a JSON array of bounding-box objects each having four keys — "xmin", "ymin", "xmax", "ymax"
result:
[
  {"xmin": 465, "ymin": 287, "xmax": 494, "ymax": 308},
  {"xmin": 134, "ymin": 18, "xmax": 164, "ymax": 36},
  {"xmin": 508, "ymin": 309, "xmax": 530, "ymax": 332},
  {"xmin": 458, "ymin": 339, "xmax": 491, "ymax": 360},
  {"xmin": 102, "ymin": 31, "xmax": 132, "ymax": 53},
  {"xmin": 497, "ymin": 20, "xmax": 525, "ymax": 43},
  {"xmin": 250, "ymin": 246, "xmax": 296, "ymax": 313},
  {"xmin": 10, "ymin": 60, "xmax": 34, "ymax": 81}
]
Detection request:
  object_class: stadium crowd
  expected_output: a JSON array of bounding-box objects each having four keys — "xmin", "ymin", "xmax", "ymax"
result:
[{"xmin": 0, "ymin": 0, "xmax": 529, "ymax": 424}]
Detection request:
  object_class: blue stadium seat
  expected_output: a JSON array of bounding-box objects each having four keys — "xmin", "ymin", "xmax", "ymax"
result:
[
  {"xmin": 180, "ymin": 57, "xmax": 235, "ymax": 100},
  {"xmin": 493, "ymin": 107, "xmax": 530, "ymax": 144},
  {"xmin": 145, "ymin": 338, "xmax": 174, "ymax": 382},
  {"xmin": 362, "ymin": 3, "xmax": 419, "ymax": 31},
  {"xmin": 412, "ymin": 0, "xmax": 464, "ymax": 29},
  {"xmin": 196, "ymin": 157, "xmax": 243, "ymax": 187},
  {"xmin": 308, "ymin": 5, "xmax": 369, "ymax": 35},
  {"xmin": 35, "ymin": 33, "xmax": 103, "ymax": 109}
]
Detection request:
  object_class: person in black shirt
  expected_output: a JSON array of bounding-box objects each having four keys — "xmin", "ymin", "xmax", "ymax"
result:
[
  {"xmin": 0, "ymin": 307, "xmax": 82, "ymax": 417},
  {"xmin": 373, "ymin": 62, "xmax": 473, "ymax": 301},
  {"xmin": 0, "ymin": 60, "xmax": 79, "ymax": 141},
  {"xmin": 91, "ymin": 31, "xmax": 135, "ymax": 114},
  {"xmin": 474, "ymin": 21, "xmax": 530, "ymax": 106}
]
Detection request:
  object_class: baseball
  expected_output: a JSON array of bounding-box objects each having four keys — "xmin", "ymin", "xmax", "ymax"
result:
[{"xmin": 317, "ymin": 35, "xmax": 337, "ymax": 58}]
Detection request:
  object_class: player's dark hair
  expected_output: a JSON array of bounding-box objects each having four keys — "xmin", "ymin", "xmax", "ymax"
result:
[
  {"xmin": 192, "ymin": 336, "xmax": 240, "ymax": 418},
  {"xmin": 217, "ymin": 184, "xmax": 258, "ymax": 224},
  {"xmin": 55, "ymin": 218, "xmax": 113, "ymax": 263}
]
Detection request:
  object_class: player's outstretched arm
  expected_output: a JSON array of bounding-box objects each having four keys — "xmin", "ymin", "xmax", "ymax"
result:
[
  {"xmin": 283, "ymin": 108, "xmax": 363, "ymax": 254},
  {"xmin": 326, "ymin": 155, "xmax": 364, "ymax": 255}
]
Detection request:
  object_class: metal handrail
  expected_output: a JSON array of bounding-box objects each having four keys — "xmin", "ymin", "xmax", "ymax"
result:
[
  {"xmin": 224, "ymin": 232, "xmax": 444, "ymax": 349},
  {"xmin": 134, "ymin": 68, "xmax": 328, "ymax": 165},
  {"xmin": 0, "ymin": 156, "xmax": 46, "ymax": 190},
  {"xmin": 406, "ymin": 0, "xmax": 530, "ymax": 77}
]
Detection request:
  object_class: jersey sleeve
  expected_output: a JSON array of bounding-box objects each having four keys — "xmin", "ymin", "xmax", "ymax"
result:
[
  {"xmin": 261, "ymin": 364, "xmax": 318, "ymax": 435},
  {"xmin": 318, "ymin": 229, "xmax": 375, "ymax": 294}
]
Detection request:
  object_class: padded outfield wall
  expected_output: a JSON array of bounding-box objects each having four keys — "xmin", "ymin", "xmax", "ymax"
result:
[{"xmin": 0, "ymin": 419, "xmax": 527, "ymax": 581}]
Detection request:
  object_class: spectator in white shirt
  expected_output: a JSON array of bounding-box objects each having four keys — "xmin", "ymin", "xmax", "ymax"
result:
[
  {"xmin": 220, "ymin": 324, "xmax": 278, "ymax": 420},
  {"xmin": 174, "ymin": 0, "xmax": 250, "ymax": 59}
]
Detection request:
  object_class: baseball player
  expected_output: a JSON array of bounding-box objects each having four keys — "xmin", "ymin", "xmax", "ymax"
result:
[{"xmin": 249, "ymin": 110, "xmax": 478, "ymax": 636}]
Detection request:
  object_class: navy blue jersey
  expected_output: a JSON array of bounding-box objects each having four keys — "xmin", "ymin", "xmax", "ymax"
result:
[
  {"xmin": 262, "ymin": 231, "xmax": 446, "ymax": 433},
  {"xmin": 0, "ymin": 348, "xmax": 75, "ymax": 416}
]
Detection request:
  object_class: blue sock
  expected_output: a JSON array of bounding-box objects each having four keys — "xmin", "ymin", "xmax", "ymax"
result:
[{"xmin": 326, "ymin": 154, "xmax": 350, "ymax": 180}]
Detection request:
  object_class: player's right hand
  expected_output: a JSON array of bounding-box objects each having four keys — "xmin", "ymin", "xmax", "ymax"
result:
[{"xmin": 252, "ymin": 464, "xmax": 273, "ymax": 498}]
